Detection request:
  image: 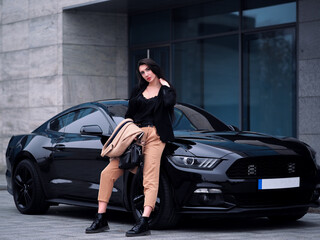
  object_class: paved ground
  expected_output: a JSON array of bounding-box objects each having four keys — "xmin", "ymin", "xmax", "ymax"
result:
[{"xmin": 1, "ymin": 173, "xmax": 320, "ymax": 240}]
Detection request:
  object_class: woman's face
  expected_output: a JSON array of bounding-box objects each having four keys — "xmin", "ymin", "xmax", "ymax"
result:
[{"xmin": 139, "ymin": 64, "xmax": 158, "ymax": 83}]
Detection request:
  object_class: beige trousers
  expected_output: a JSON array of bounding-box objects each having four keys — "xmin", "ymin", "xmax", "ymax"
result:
[{"xmin": 97, "ymin": 126, "xmax": 166, "ymax": 210}]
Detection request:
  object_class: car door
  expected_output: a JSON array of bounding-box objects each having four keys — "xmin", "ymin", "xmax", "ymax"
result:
[{"xmin": 50, "ymin": 107, "xmax": 116, "ymax": 201}]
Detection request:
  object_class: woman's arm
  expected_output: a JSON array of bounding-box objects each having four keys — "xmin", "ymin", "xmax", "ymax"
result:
[
  {"xmin": 159, "ymin": 79, "xmax": 176, "ymax": 107},
  {"xmin": 125, "ymin": 86, "xmax": 140, "ymax": 119}
]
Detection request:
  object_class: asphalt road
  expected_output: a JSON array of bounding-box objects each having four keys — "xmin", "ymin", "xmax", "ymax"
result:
[{"xmin": 1, "ymin": 174, "xmax": 320, "ymax": 240}]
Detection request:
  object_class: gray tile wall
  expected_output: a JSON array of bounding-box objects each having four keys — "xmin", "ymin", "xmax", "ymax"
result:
[
  {"xmin": 0, "ymin": 0, "xmax": 128, "ymax": 172},
  {"xmin": 62, "ymin": 10, "xmax": 128, "ymax": 109},
  {"xmin": 298, "ymin": 0, "xmax": 320, "ymax": 164}
]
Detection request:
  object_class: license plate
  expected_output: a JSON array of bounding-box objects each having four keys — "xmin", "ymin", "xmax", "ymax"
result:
[{"xmin": 258, "ymin": 177, "xmax": 300, "ymax": 190}]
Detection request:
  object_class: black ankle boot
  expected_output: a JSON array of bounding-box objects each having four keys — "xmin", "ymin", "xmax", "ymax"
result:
[
  {"xmin": 126, "ymin": 216, "xmax": 151, "ymax": 237},
  {"xmin": 85, "ymin": 213, "xmax": 109, "ymax": 233}
]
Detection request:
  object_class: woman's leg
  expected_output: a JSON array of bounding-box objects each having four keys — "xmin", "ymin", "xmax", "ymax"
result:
[
  {"xmin": 142, "ymin": 206, "xmax": 153, "ymax": 217},
  {"xmin": 142, "ymin": 127, "xmax": 165, "ymax": 212},
  {"xmin": 97, "ymin": 158, "xmax": 124, "ymax": 208},
  {"xmin": 98, "ymin": 201, "xmax": 108, "ymax": 213},
  {"xmin": 126, "ymin": 127, "xmax": 165, "ymax": 237},
  {"xmin": 86, "ymin": 158, "xmax": 123, "ymax": 234}
]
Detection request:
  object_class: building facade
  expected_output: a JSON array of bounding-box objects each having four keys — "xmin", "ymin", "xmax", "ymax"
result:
[{"xmin": 0, "ymin": 0, "xmax": 320, "ymax": 172}]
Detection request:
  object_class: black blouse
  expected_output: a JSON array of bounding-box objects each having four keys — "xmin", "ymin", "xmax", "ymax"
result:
[
  {"xmin": 125, "ymin": 85, "xmax": 176, "ymax": 143},
  {"xmin": 133, "ymin": 94, "xmax": 158, "ymax": 126}
]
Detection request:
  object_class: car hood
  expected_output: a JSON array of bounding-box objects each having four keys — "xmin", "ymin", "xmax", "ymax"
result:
[{"xmin": 171, "ymin": 131, "xmax": 308, "ymax": 159}]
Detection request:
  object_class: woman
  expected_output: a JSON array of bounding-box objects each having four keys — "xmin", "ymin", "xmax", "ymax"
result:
[{"xmin": 86, "ymin": 58, "xmax": 176, "ymax": 237}]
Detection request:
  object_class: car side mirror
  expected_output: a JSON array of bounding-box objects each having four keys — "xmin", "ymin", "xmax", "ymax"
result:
[
  {"xmin": 228, "ymin": 125, "xmax": 240, "ymax": 132},
  {"xmin": 80, "ymin": 125, "xmax": 103, "ymax": 136}
]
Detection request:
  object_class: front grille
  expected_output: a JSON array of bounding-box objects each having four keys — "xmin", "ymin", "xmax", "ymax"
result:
[{"xmin": 226, "ymin": 155, "xmax": 315, "ymax": 179}]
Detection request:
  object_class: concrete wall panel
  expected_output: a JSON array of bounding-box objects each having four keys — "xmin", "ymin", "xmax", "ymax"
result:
[
  {"xmin": 2, "ymin": 21, "xmax": 29, "ymax": 52},
  {"xmin": 28, "ymin": 106, "xmax": 63, "ymax": 131},
  {"xmin": 1, "ymin": 108, "xmax": 30, "ymax": 135},
  {"xmin": 0, "ymin": 79, "xmax": 29, "ymax": 108},
  {"xmin": 299, "ymin": 134, "xmax": 320, "ymax": 165},
  {"xmin": 299, "ymin": 59, "xmax": 320, "ymax": 97},
  {"xmin": 29, "ymin": 46, "xmax": 59, "ymax": 78},
  {"xmin": 299, "ymin": 21, "xmax": 320, "ymax": 60},
  {"xmin": 0, "ymin": 54, "xmax": 2, "ymax": 81},
  {"xmin": 29, "ymin": 14, "xmax": 59, "ymax": 48},
  {"xmin": 29, "ymin": 76, "xmax": 63, "ymax": 107},
  {"xmin": 29, "ymin": 0, "xmax": 58, "ymax": 19},
  {"xmin": 2, "ymin": 50, "xmax": 29, "ymax": 80},
  {"xmin": 116, "ymin": 76, "xmax": 129, "ymax": 99},
  {"xmin": 63, "ymin": 44, "xmax": 117, "ymax": 76},
  {"xmin": 63, "ymin": 12, "xmax": 122, "ymax": 46},
  {"xmin": 0, "ymin": 25, "xmax": 2, "ymax": 52},
  {"xmin": 0, "ymin": 137, "xmax": 10, "ymax": 172},
  {"xmin": 63, "ymin": 75, "xmax": 116, "ymax": 107},
  {"xmin": 298, "ymin": 97, "xmax": 320, "ymax": 134},
  {"xmin": 299, "ymin": 0, "xmax": 320, "ymax": 23},
  {"xmin": 116, "ymin": 47, "xmax": 128, "ymax": 77},
  {"xmin": 298, "ymin": 0, "xmax": 320, "ymax": 157},
  {"xmin": 2, "ymin": 0, "xmax": 28, "ymax": 24},
  {"xmin": 0, "ymin": 0, "xmax": 3, "ymax": 23}
]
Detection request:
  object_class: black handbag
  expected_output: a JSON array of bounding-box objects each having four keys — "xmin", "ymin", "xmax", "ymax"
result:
[{"xmin": 119, "ymin": 142, "xmax": 143, "ymax": 169}]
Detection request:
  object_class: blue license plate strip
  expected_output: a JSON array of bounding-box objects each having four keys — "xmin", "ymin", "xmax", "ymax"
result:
[{"xmin": 258, "ymin": 177, "xmax": 300, "ymax": 190}]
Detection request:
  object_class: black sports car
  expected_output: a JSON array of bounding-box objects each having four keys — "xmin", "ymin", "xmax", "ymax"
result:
[{"xmin": 5, "ymin": 100, "xmax": 320, "ymax": 228}]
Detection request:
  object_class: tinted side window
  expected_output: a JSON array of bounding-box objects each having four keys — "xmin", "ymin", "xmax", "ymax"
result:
[
  {"xmin": 173, "ymin": 105, "xmax": 214, "ymax": 131},
  {"xmin": 49, "ymin": 114, "xmax": 69, "ymax": 132},
  {"xmin": 64, "ymin": 108, "xmax": 111, "ymax": 135},
  {"xmin": 173, "ymin": 104, "xmax": 230, "ymax": 131},
  {"xmin": 106, "ymin": 104, "xmax": 127, "ymax": 125}
]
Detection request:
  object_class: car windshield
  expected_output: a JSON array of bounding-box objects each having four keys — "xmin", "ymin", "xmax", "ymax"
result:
[{"xmin": 102, "ymin": 101, "xmax": 230, "ymax": 132}]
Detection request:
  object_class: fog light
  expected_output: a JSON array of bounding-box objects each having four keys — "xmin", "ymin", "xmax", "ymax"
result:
[
  {"xmin": 189, "ymin": 188, "xmax": 224, "ymax": 206},
  {"xmin": 194, "ymin": 188, "xmax": 222, "ymax": 194}
]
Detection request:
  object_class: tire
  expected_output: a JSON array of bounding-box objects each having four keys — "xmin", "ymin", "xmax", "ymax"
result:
[
  {"xmin": 129, "ymin": 172, "xmax": 179, "ymax": 229},
  {"xmin": 13, "ymin": 160, "xmax": 49, "ymax": 214},
  {"xmin": 268, "ymin": 210, "xmax": 308, "ymax": 223}
]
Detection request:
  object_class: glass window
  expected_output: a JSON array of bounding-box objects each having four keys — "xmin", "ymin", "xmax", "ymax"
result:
[
  {"xmin": 203, "ymin": 35, "xmax": 239, "ymax": 127},
  {"xmin": 243, "ymin": 0, "xmax": 296, "ymax": 29},
  {"xmin": 130, "ymin": 10, "xmax": 170, "ymax": 45},
  {"xmin": 173, "ymin": 0, "xmax": 239, "ymax": 40},
  {"xmin": 173, "ymin": 34, "xmax": 239, "ymax": 127},
  {"xmin": 242, "ymin": 28, "xmax": 296, "ymax": 136},
  {"xmin": 64, "ymin": 108, "xmax": 111, "ymax": 135},
  {"xmin": 173, "ymin": 104, "xmax": 230, "ymax": 132},
  {"xmin": 106, "ymin": 104, "xmax": 127, "ymax": 125},
  {"xmin": 129, "ymin": 0, "xmax": 297, "ymax": 137},
  {"xmin": 173, "ymin": 41, "xmax": 203, "ymax": 106},
  {"xmin": 49, "ymin": 114, "xmax": 69, "ymax": 132}
]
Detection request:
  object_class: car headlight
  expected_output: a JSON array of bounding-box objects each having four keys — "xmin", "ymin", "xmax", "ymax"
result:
[{"xmin": 169, "ymin": 156, "xmax": 220, "ymax": 170}]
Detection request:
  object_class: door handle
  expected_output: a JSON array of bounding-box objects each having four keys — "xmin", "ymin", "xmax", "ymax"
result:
[{"xmin": 54, "ymin": 144, "xmax": 65, "ymax": 150}]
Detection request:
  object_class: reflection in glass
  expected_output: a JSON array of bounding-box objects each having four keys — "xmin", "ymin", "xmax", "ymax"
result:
[
  {"xmin": 173, "ymin": 35, "xmax": 239, "ymax": 127},
  {"xmin": 243, "ymin": 1, "xmax": 296, "ymax": 29},
  {"xmin": 243, "ymin": 28, "xmax": 296, "ymax": 136},
  {"xmin": 173, "ymin": 0, "xmax": 239, "ymax": 39},
  {"xmin": 203, "ymin": 36, "xmax": 239, "ymax": 127},
  {"xmin": 173, "ymin": 41, "xmax": 202, "ymax": 107},
  {"xmin": 64, "ymin": 108, "xmax": 111, "ymax": 135}
]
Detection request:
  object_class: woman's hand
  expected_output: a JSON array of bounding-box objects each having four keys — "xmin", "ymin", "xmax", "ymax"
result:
[{"xmin": 159, "ymin": 78, "xmax": 170, "ymax": 87}]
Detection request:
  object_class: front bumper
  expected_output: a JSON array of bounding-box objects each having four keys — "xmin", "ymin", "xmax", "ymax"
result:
[{"xmin": 179, "ymin": 201, "xmax": 320, "ymax": 218}]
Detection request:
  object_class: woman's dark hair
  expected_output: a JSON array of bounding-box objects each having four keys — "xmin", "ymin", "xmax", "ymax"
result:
[
  {"xmin": 136, "ymin": 58, "xmax": 169, "ymax": 89},
  {"xmin": 135, "ymin": 58, "xmax": 176, "ymax": 121}
]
